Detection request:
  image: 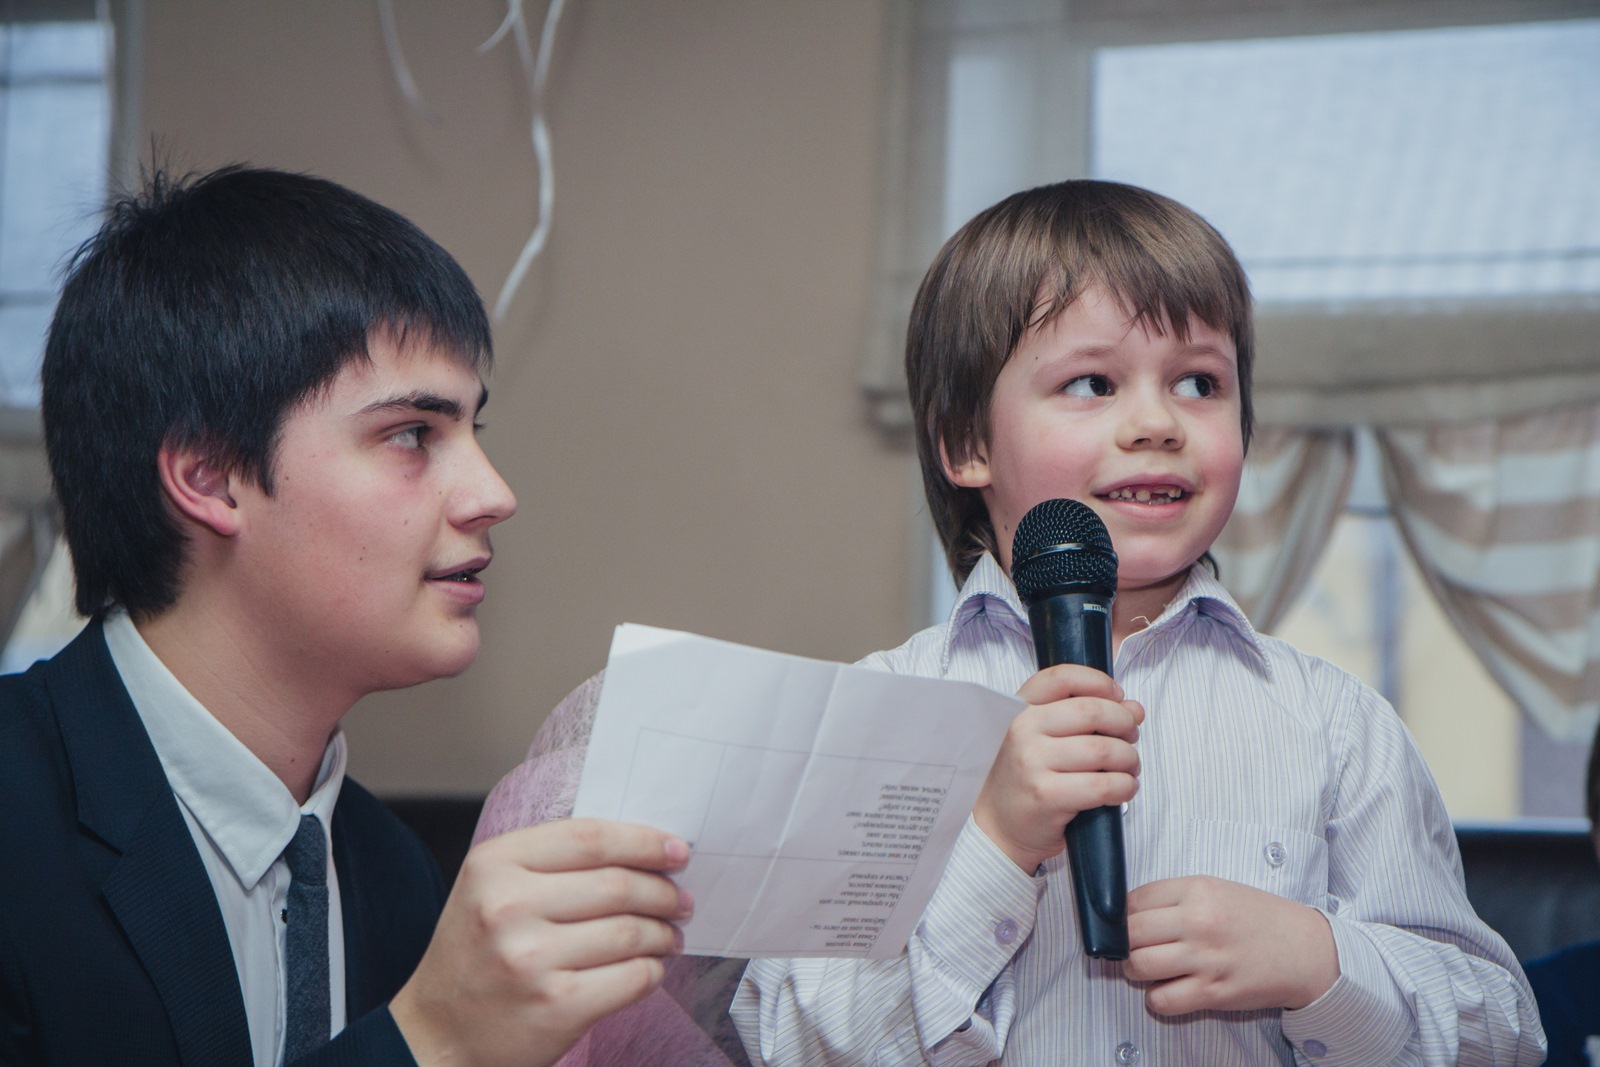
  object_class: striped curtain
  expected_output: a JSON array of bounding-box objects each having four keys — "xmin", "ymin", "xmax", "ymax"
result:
[
  {"xmin": 1210, "ymin": 427, "xmax": 1357, "ymax": 632},
  {"xmin": 1376, "ymin": 404, "xmax": 1600, "ymax": 744}
]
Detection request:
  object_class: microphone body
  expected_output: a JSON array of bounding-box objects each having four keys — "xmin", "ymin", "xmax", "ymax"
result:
[{"xmin": 1011, "ymin": 500, "xmax": 1129, "ymax": 961}]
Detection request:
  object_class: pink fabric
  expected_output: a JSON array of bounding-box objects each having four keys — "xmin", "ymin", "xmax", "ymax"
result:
[{"xmin": 473, "ymin": 673, "xmax": 752, "ymax": 1067}]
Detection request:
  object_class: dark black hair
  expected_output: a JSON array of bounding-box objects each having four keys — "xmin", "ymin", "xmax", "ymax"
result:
[
  {"xmin": 1588, "ymin": 714, "xmax": 1600, "ymax": 835},
  {"xmin": 42, "ymin": 164, "xmax": 493, "ymax": 619}
]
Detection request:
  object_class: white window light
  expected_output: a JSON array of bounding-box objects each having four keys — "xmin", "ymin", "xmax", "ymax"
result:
[{"xmin": 0, "ymin": 17, "xmax": 112, "ymax": 411}]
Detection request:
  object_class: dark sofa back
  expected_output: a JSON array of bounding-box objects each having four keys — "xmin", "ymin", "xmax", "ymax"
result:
[
  {"xmin": 384, "ymin": 798, "xmax": 1600, "ymax": 964},
  {"xmin": 1456, "ymin": 822, "xmax": 1600, "ymax": 962}
]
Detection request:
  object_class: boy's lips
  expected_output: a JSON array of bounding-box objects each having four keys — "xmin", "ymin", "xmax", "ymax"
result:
[
  {"xmin": 427, "ymin": 556, "xmax": 490, "ymax": 581},
  {"xmin": 426, "ymin": 556, "xmax": 491, "ymax": 603}
]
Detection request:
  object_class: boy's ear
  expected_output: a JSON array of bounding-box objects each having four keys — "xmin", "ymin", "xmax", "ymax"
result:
[
  {"xmin": 939, "ymin": 437, "xmax": 992, "ymax": 490},
  {"xmin": 157, "ymin": 443, "xmax": 241, "ymax": 536}
]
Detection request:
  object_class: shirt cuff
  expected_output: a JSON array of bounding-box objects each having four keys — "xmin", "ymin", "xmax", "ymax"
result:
[
  {"xmin": 910, "ymin": 816, "xmax": 1045, "ymax": 1051},
  {"xmin": 1280, "ymin": 913, "xmax": 1412, "ymax": 1066}
]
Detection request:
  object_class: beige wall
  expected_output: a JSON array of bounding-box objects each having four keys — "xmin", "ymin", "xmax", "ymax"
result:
[{"xmin": 130, "ymin": 0, "xmax": 911, "ymax": 794}]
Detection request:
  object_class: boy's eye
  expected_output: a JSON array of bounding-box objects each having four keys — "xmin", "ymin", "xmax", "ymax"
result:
[
  {"xmin": 1062, "ymin": 374, "xmax": 1113, "ymax": 398},
  {"xmin": 390, "ymin": 425, "xmax": 429, "ymax": 449},
  {"xmin": 1174, "ymin": 373, "xmax": 1217, "ymax": 399}
]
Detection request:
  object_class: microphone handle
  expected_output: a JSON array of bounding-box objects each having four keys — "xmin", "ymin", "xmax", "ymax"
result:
[{"xmin": 1028, "ymin": 591, "xmax": 1130, "ymax": 961}]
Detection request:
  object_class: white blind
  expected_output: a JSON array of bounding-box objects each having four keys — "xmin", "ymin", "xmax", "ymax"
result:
[
  {"xmin": 1093, "ymin": 20, "xmax": 1600, "ymax": 304},
  {"xmin": 863, "ymin": 3, "xmax": 1600, "ymax": 430}
]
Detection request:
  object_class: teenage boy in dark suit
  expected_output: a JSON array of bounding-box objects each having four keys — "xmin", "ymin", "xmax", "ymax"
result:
[{"xmin": 0, "ymin": 165, "xmax": 692, "ymax": 1067}]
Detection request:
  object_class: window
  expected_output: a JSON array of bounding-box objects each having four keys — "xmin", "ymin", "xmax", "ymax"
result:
[
  {"xmin": 1093, "ymin": 16, "xmax": 1599, "ymax": 820},
  {"xmin": 0, "ymin": 10, "xmax": 111, "ymax": 673},
  {"xmin": 0, "ymin": 15, "xmax": 112, "ymax": 408},
  {"xmin": 1094, "ymin": 21, "xmax": 1600, "ymax": 303},
  {"xmin": 891, "ymin": 0, "xmax": 1598, "ymax": 821}
]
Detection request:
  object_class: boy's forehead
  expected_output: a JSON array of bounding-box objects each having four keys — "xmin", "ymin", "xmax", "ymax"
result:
[
  {"xmin": 1031, "ymin": 282, "xmax": 1236, "ymax": 358},
  {"xmin": 302, "ymin": 336, "xmax": 487, "ymax": 415}
]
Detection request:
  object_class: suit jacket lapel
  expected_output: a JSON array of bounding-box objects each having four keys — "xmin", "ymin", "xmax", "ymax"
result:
[
  {"xmin": 332, "ymin": 811, "xmax": 377, "ymax": 1021},
  {"xmin": 48, "ymin": 622, "xmax": 254, "ymax": 1067}
]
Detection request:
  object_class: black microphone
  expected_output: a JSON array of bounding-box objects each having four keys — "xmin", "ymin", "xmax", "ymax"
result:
[{"xmin": 1010, "ymin": 498, "xmax": 1129, "ymax": 961}]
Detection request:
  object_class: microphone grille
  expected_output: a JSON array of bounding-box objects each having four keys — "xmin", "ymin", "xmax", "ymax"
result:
[{"xmin": 1010, "ymin": 499, "xmax": 1118, "ymax": 602}]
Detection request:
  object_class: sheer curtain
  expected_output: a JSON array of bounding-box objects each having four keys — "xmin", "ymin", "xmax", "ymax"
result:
[
  {"xmin": 1214, "ymin": 407, "xmax": 1600, "ymax": 745},
  {"xmin": 1377, "ymin": 407, "xmax": 1600, "ymax": 744},
  {"xmin": 1209, "ymin": 428, "xmax": 1355, "ymax": 632}
]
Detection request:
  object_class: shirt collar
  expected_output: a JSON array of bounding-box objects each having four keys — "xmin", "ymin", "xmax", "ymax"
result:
[
  {"xmin": 1150, "ymin": 564, "xmax": 1272, "ymax": 673},
  {"xmin": 941, "ymin": 552, "xmax": 1270, "ymax": 673},
  {"xmin": 939, "ymin": 553, "xmax": 1031, "ymax": 673},
  {"xmin": 103, "ymin": 611, "xmax": 347, "ymax": 889}
]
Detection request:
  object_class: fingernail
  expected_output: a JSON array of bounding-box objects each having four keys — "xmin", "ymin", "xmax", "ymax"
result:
[
  {"xmin": 672, "ymin": 925, "xmax": 686, "ymax": 953},
  {"xmin": 664, "ymin": 836, "xmax": 690, "ymax": 866},
  {"xmin": 676, "ymin": 887, "xmax": 695, "ymax": 921}
]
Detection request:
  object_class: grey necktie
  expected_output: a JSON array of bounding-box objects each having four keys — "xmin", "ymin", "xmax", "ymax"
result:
[{"xmin": 283, "ymin": 814, "xmax": 330, "ymax": 1061}]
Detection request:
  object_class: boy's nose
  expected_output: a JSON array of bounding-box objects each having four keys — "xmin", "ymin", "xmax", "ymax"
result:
[
  {"xmin": 1117, "ymin": 392, "xmax": 1184, "ymax": 451},
  {"xmin": 452, "ymin": 444, "xmax": 519, "ymax": 529}
]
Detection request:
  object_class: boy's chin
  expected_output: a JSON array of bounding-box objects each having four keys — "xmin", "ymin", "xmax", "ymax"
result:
[
  {"xmin": 428, "ymin": 632, "xmax": 483, "ymax": 680},
  {"xmin": 1116, "ymin": 563, "xmax": 1199, "ymax": 598},
  {"xmin": 374, "ymin": 628, "xmax": 482, "ymax": 688}
]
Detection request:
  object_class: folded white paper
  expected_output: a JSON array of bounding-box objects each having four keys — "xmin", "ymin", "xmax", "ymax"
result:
[{"xmin": 572, "ymin": 624, "xmax": 1024, "ymax": 959}]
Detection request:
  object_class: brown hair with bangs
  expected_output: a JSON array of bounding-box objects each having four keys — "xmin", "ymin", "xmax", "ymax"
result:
[{"xmin": 907, "ymin": 180, "xmax": 1256, "ymax": 583}]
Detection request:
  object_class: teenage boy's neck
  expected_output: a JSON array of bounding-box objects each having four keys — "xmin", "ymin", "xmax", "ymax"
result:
[{"xmin": 133, "ymin": 602, "xmax": 352, "ymax": 805}]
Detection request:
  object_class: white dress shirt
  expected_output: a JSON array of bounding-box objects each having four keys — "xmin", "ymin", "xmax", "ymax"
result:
[
  {"xmin": 105, "ymin": 611, "xmax": 348, "ymax": 1067},
  {"xmin": 734, "ymin": 554, "xmax": 1545, "ymax": 1066}
]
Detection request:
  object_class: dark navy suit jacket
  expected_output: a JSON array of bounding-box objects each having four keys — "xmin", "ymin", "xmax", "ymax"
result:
[
  {"xmin": 1526, "ymin": 940, "xmax": 1600, "ymax": 1067},
  {"xmin": 0, "ymin": 621, "xmax": 448, "ymax": 1065}
]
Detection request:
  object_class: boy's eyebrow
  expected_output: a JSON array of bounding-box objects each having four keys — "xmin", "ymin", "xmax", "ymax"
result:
[
  {"xmin": 356, "ymin": 385, "xmax": 489, "ymax": 421},
  {"xmin": 1178, "ymin": 342, "xmax": 1238, "ymax": 363},
  {"xmin": 1052, "ymin": 339, "xmax": 1235, "ymax": 360}
]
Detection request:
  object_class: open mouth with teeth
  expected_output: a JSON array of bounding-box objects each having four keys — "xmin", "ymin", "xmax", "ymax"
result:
[{"xmin": 1101, "ymin": 487, "xmax": 1186, "ymax": 504}]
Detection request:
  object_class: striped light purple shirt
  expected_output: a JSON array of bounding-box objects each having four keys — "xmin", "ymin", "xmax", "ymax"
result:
[{"xmin": 733, "ymin": 554, "xmax": 1544, "ymax": 1066}]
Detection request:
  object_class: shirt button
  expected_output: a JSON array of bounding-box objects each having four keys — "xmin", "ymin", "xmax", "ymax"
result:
[
  {"xmin": 915, "ymin": 920, "xmax": 927, "ymax": 939},
  {"xmin": 1303, "ymin": 1038, "xmax": 1328, "ymax": 1058},
  {"xmin": 1114, "ymin": 1040, "xmax": 1141, "ymax": 1065},
  {"xmin": 1264, "ymin": 841, "xmax": 1287, "ymax": 867},
  {"xmin": 995, "ymin": 918, "xmax": 1019, "ymax": 945}
]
